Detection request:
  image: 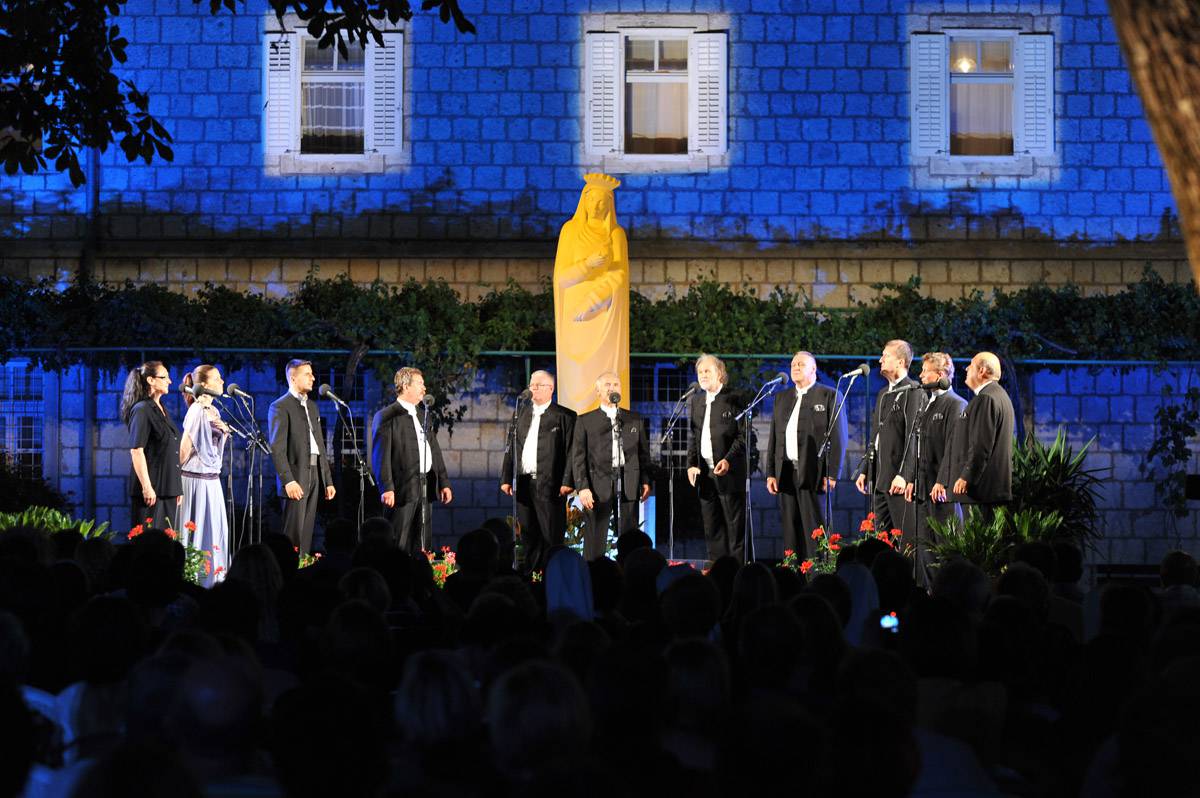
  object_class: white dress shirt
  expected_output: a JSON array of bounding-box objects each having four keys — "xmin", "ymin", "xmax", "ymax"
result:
[
  {"xmin": 601, "ymin": 404, "xmax": 624, "ymax": 468},
  {"xmin": 397, "ymin": 399, "xmax": 433, "ymax": 473},
  {"xmin": 785, "ymin": 384, "xmax": 812, "ymax": 461},
  {"xmin": 290, "ymin": 389, "xmax": 320, "ymax": 456},
  {"xmin": 520, "ymin": 401, "xmax": 549, "ymax": 476},
  {"xmin": 700, "ymin": 387, "xmax": 721, "ymax": 469}
]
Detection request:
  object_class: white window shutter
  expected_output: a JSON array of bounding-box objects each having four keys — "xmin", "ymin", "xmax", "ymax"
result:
[
  {"xmin": 585, "ymin": 32, "xmax": 621, "ymax": 155},
  {"xmin": 689, "ymin": 32, "xmax": 727, "ymax": 155},
  {"xmin": 1015, "ymin": 33, "xmax": 1055, "ymax": 157},
  {"xmin": 366, "ymin": 31, "xmax": 404, "ymax": 155},
  {"xmin": 909, "ymin": 33, "xmax": 947, "ymax": 157},
  {"xmin": 264, "ymin": 31, "xmax": 297, "ymax": 156}
]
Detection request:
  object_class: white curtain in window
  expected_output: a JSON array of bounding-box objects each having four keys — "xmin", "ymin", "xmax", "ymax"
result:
[
  {"xmin": 950, "ymin": 83, "xmax": 1013, "ymax": 155},
  {"xmin": 301, "ymin": 82, "xmax": 365, "ymax": 153}
]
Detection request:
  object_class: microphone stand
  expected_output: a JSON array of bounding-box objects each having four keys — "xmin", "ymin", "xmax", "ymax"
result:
[
  {"xmin": 817, "ymin": 372, "xmax": 860, "ymax": 533},
  {"xmin": 506, "ymin": 392, "xmax": 526, "ymax": 570},
  {"xmin": 234, "ymin": 392, "xmax": 269, "ymax": 545},
  {"xmin": 420, "ymin": 401, "xmax": 433, "ymax": 553},
  {"xmin": 736, "ymin": 377, "xmax": 787, "ymax": 563},
  {"xmin": 611, "ymin": 412, "xmax": 622, "ymax": 554},
  {"xmin": 213, "ymin": 397, "xmax": 251, "ymax": 557},
  {"xmin": 331, "ymin": 400, "xmax": 372, "ymax": 532},
  {"xmin": 909, "ymin": 395, "xmax": 931, "ymax": 584},
  {"xmin": 658, "ymin": 389, "xmax": 693, "ymax": 561}
]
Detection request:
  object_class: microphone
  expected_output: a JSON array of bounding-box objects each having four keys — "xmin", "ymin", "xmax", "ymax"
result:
[
  {"xmin": 421, "ymin": 395, "xmax": 434, "ymax": 407},
  {"xmin": 188, "ymin": 384, "xmax": 223, "ymax": 400},
  {"xmin": 892, "ymin": 377, "xmax": 951, "ymax": 394},
  {"xmin": 764, "ymin": 371, "xmax": 789, "ymax": 388},
  {"xmin": 318, "ymin": 384, "xmax": 348, "ymax": 407},
  {"xmin": 225, "ymin": 383, "xmax": 252, "ymax": 400},
  {"xmin": 517, "ymin": 388, "xmax": 532, "ymax": 401},
  {"xmin": 840, "ymin": 363, "xmax": 870, "ymax": 379},
  {"xmin": 608, "ymin": 391, "xmax": 621, "ymax": 405},
  {"xmin": 679, "ymin": 381, "xmax": 700, "ymax": 401}
]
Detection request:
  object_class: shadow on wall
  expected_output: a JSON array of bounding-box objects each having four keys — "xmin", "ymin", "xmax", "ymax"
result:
[{"xmin": 0, "ymin": 177, "xmax": 1183, "ymax": 248}]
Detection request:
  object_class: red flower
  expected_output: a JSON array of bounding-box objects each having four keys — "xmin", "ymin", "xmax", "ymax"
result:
[
  {"xmin": 800, "ymin": 560, "xmax": 814, "ymax": 574},
  {"xmin": 867, "ymin": 512, "xmax": 876, "ymax": 520},
  {"xmin": 783, "ymin": 549, "xmax": 795, "ymax": 558},
  {"xmin": 164, "ymin": 528, "xmax": 178, "ymax": 540},
  {"xmin": 214, "ymin": 566, "xmax": 225, "ymax": 575},
  {"xmin": 204, "ymin": 561, "xmax": 212, "ymax": 575},
  {"xmin": 184, "ymin": 521, "xmax": 196, "ymax": 532},
  {"xmin": 890, "ymin": 529, "xmax": 902, "ymax": 538},
  {"xmin": 213, "ymin": 545, "xmax": 220, "ymax": 551},
  {"xmin": 145, "ymin": 517, "xmax": 154, "ymax": 525},
  {"xmin": 293, "ymin": 546, "xmax": 299, "ymax": 552},
  {"xmin": 829, "ymin": 543, "xmax": 840, "ymax": 551},
  {"xmin": 811, "ymin": 527, "xmax": 825, "ymax": 540},
  {"xmin": 829, "ymin": 533, "xmax": 842, "ymax": 544},
  {"xmin": 127, "ymin": 525, "xmax": 144, "ymax": 540}
]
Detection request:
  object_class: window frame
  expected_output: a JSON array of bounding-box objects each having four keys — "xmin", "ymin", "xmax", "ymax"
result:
[
  {"xmin": 910, "ymin": 16, "xmax": 1055, "ymax": 179},
  {"xmin": 263, "ymin": 15, "xmax": 408, "ymax": 176},
  {"xmin": 583, "ymin": 13, "xmax": 730, "ymax": 175}
]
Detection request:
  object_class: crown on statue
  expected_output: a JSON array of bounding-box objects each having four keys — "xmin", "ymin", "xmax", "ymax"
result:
[{"xmin": 583, "ymin": 172, "xmax": 621, "ymax": 191}]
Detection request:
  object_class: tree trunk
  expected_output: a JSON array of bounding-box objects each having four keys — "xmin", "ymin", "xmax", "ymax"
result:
[{"xmin": 1108, "ymin": 0, "xmax": 1200, "ymax": 281}]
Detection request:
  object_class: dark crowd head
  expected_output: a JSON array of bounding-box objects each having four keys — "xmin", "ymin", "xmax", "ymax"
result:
[
  {"xmin": 488, "ymin": 660, "xmax": 591, "ymax": 781},
  {"xmin": 615, "ymin": 529, "xmax": 652, "ymax": 566},
  {"xmin": 1161, "ymin": 550, "xmax": 1198, "ymax": 589}
]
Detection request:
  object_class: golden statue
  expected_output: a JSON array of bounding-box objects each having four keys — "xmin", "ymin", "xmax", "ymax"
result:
[{"xmin": 554, "ymin": 173, "xmax": 630, "ymax": 413}]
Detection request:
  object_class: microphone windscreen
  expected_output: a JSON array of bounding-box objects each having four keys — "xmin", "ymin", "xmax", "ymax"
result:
[
  {"xmin": 608, "ymin": 392, "xmax": 621, "ymax": 405},
  {"xmin": 857, "ymin": 363, "xmax": 870, "ymax": 377},
  {"xmin": 776, "ymin": 371, "xmax": 789, "ymax": 384},
  {"xmin": 937, "ymin": 377, "xmax": 950, "ymax": 390},
  {"xmin": 518, "ymin": 388, "xmax": 532, "ymax": 401},
  {"xmin": 318, "ymin": 383, "xmax": 332, "ymax": 397},
  {"xmin": 225, "ymin": 383, "xmax": 240, "ymax": 398},
  {"xmin": 421, "ymin": 395, "xmax": 435, "ymax": 407}
]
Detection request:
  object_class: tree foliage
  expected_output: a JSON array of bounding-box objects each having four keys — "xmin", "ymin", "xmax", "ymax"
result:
[{"xmin": 0, "ymin": 0, "xmax": 474, "ymax": 185}]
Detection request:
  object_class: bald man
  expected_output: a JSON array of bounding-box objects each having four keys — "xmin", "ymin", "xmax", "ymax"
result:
[
  {"xmin": 500, "ymin": 370, "xmax": 577, "ymax": 574},
  {"xmin": 571, "ymin": 372, "xmax": 651, "ymax": 560},
  {"xmin": 933, "ymin": 352, "xmax": 1014, "ymax": 523}
]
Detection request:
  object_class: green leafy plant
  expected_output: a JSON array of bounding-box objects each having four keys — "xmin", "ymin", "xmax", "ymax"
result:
[
  {"xmin": 929, "ymin": 506, "xmax": 1067, "ymax": 576},
  {"xmin": 0, "ymin": 505, "xmax": 110, "ymax": 538},
  {"xmin": 1011, "ymin": 428, "xmax": 1104, "ymax": 548},
  {"xmin": 1143, "ymin": 384, "xmax": 1200, "ymax": 518}
]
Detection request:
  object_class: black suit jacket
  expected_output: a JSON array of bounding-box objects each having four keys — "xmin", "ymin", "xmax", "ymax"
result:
[
  {"xmin": 499, "ymin": 402, "xmax": 577, "ymax": 498},
  {"xmin": 268, "ymin": 393, "xmax": 334, "ymax": 497},
  {"xmin": 370, "ymin": 402, "xmax": 451, "ymax": 504},
  {"xmin": 937, "ymin": 381, "xmax": 1015, "ymax": 504},
  {"xmin": 900, "ymin": 389, "xmax": 967, "ymax": 496},
  {"xmin": 766, "ymin": 383, "xmax": 848, "ymax": 489},
  {"xmin": 686, "ymin": 390, "xmax": 747, "ymax": 493},
  {"xmin": 572, "ymin": 407, "xmax": 650, "ymax": 503},
  {"xmin": 854, "ymin": 376, "xmax": 921, "ymax": 491}
]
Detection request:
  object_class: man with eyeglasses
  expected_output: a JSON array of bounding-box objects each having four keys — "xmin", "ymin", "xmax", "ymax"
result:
[{"xmin": 500, "ymin": 370, "xmax": 576, "ymax": 574}]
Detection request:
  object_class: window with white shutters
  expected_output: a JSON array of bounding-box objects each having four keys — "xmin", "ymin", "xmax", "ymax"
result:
[
  {"xmin": 263, "ymin": 18, "xmax": 406, "ymax": 175},
  {"xmin": 584, "ymin": 27, "xmax": 728, "ymax": 174},
  {"xmin": 909, "ymin": 28, "xmax": 1055, "ymax": 176}
]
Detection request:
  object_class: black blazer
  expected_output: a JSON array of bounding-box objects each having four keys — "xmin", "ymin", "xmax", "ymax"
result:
[
  {"xmin": 900, "ymin": 389, "xmax": 967, "ymax": 496},
  {"xmin": 268, "ymin": 392, "xmax": 334, "ymax": 497},
  {"xmin": 571, "ymin": 407, "xmax": 650, "ymax": 503},
  {"xmin": 686, "ymin": 390, "xmax": 747, "ymax": 493},
  {"xmin": 370, "ymin": 402, "xmax": 451, "ymax": 504},
  {"xmin": 938, "ymin": 381, "xmax": 1015, "ymax": 504},
  {"xmin": 126, "ymin": 399, "xmax": 183, "ymax": 498},
  {"xmin": 499, "ymin": 402, "xmax": 577, "ymax": 498},
  {"xmin": 766, "ymin": 383, "xmax": 848, "ymax": 489},
  {"xmin": 854, "ymin": 376, "xmax": 921, "ymax": 491}
]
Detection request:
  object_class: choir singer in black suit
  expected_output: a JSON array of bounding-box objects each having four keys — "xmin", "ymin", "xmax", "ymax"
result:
[
  {"xmin": 933, "ymin": 351, "xmax": 1014, "ymax": 524},
  {"xmin": 896, "ymin": 352, "xmax": 967, "ymax": 587},
  {"xmin": 854, "ymin": 339, "xmax": 921, "ymax": 546},
  {"xmin": 371, "ymin": 366, "xmax": 452, "ymax": 554},
  {"xmin": 500, "ymin": 370, "xmax": 577, "ymax": 574},
  {"xmin": 268, "ymin": 359, "xmax": 336, "ymax": 554},
  {"xmin": 572, "ymin": 372, "xmax": 651, "ymax": 560},
  {"xmin": 766, "ymin": 351, "xmax": 848, "ymax": 557},
  {"xmin": 686, "ymin": 354, "xmax": 747, "ymax": 562}
]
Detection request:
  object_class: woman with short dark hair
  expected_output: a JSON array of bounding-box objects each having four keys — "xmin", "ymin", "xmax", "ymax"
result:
[{"xmin": 121, "ymin": 361, "xmax": 182, "ymax": 531}]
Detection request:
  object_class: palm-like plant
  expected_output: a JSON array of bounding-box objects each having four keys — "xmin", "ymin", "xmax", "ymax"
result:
[
  {"xmin": 1010, "ymin": 428, "xmax": 1103, "ymax": 549},
  {"xmin": 928, "ymin": 506, "xmax": 1066, "ymax": 576}
]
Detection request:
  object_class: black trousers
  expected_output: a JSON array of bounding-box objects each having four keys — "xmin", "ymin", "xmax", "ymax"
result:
[
  {"xmin": 778, "ymin": 462, "xmax": 825, "ymax": 558},
  {"xmin": 873, "ymin": 489, "xmax": 916, "ymax": 552},
  {"xmin": 390, "ymin": 497, "xmax": 433, "ymax": 555},
  {"xmin": 132, "ymin": 495, "xmax": 179, "ymax": 532},
  {"xmin": 515, "ymin": 474, "xmax": 566, "ymax": 573},
  {"xmin": 281, "ymin": 466, "xmax": 319, "ymax": 553},
  {"xmin": 584, "ymin": 494, "xmax": 638, "ymax": 561},
  {"xmin": 913, "ymin": 498, "xmax": 961, "ymax": 587},
  {"xmin": 696, "ymin": 472, "xmax": 746, "ymax": 563}
]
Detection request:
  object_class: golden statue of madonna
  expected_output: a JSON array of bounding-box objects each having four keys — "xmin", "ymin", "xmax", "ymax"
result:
[{"xmin": 554, "ymin": 173, "xmax": 630, "ymax": 414}]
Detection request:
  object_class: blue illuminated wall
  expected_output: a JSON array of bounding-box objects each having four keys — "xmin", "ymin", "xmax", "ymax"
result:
[{"xmin": 0, "ymin": 0, "xmax": 1181, "ymax": 246}]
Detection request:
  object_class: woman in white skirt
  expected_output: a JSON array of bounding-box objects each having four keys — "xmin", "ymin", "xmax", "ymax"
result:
[{"xmin": 179, "ymin": 364, "xmax": 231, "ymax": 587}]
